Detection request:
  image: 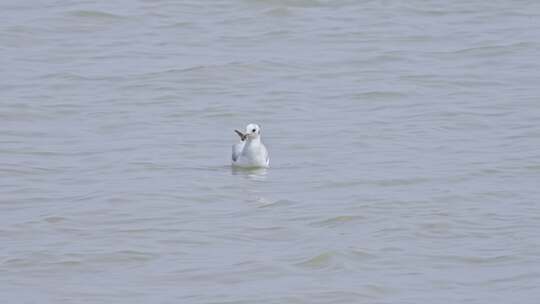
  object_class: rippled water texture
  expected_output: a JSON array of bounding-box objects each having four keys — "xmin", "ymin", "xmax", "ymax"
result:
[{"xmin": 2, "ymin": 0, "xmax": 540, "ymax": 303}]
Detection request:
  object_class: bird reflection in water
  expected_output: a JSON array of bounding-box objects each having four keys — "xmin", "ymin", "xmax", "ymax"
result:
[{"xmin": 230, "ymin": 166, "xmax": 268, "ymax": 181}]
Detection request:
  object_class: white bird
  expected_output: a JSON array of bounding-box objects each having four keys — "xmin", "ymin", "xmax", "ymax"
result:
[{"xmin": 232, "ymin": 123, "xmax": 269, "ymax": 168}]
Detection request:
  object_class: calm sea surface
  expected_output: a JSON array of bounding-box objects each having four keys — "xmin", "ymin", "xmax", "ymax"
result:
[{"xmin": 2, "ymin": 0, "xmax": 540, "ymax": 303}]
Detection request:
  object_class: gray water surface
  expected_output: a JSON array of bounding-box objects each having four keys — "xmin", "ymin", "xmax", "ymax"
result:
[{"xmin": 2, "ymin": 1, "xmax": 540, "ymax": 303}]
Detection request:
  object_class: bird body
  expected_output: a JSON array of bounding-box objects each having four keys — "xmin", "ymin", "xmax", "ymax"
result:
[{"xmin": 232, "ymin": 124, "xmax": 269, "ymax": 168}]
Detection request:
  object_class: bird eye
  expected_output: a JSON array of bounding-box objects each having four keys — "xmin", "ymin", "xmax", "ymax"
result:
[{"xmin": 252, "ymin": 128, "xmax": 256, "ymax": 132}]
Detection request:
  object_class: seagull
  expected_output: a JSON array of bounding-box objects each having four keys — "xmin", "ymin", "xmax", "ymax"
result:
[{"xmin": 232, "ymin": 123, "xmax": 269, "ymax": 168}]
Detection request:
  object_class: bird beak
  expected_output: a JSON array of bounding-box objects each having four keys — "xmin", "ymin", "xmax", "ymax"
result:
[{"xmin": 234, "ymin": 129, "xmax": 247, "ymax": 141}]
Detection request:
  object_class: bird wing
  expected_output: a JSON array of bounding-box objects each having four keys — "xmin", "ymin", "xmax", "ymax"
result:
[
  {"xmin": 261, "ymin": 143, "xmax": 270, "ymax": 167},
  {"xmin": 232, "ymin": 141, "xmax": 245, "ymax": 162}
]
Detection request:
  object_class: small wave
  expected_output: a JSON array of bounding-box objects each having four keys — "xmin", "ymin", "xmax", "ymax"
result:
[
  {"xmin": 295, "ymin": 251, "xmax": 335, "ymax": 269},
  {"xmin": 44, "ymin": 216, "xmax": 66, "ymax": 224},
  {"xmin": 264, "ymin": 7, "xmax": 293, "ymax": 17},
  {"xmin": 258, "ymin": 199, "xmax": 296, "ymax": 208},
  {"xmin": 246, "ymin": 0, "xmax": 323, "ymax": 8},
  {"xmin": 451, "ymin": 42, "xmax": 534, "ymax": 57},
  {"xmin": 428, "ymin": 254, "xmax": 520, "ymax": 266},
  {"xmin": 67, "ymin": 10, "xmax": 125, "ymax": 20},
  {"xmin": 295, "ymin": 249, "xmax": 378, "ymax": 271},
  {"xmin": 310, "ymin": 215, "xmax": 365, "ymax": 227},
  {"xmin": 160, "ymin": 21, "xmax": 195, "ymax": 29},
  {"xmin": 351, "ymin": 91, "xmax": 407, "ymax": 100}
]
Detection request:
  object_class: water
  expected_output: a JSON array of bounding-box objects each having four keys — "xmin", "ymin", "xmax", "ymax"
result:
[{"xmin": 2, "ymin": 0, "xmax": 540, "ymax": 303}]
